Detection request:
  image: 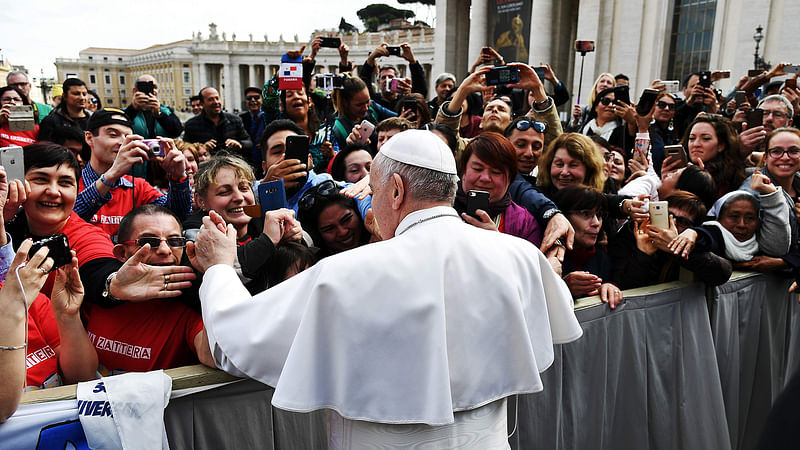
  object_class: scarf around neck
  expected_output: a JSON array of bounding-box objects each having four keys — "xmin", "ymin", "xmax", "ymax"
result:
[{"xmin": 703, "ymin": 221, "xmax": 758, "ymax": 262}]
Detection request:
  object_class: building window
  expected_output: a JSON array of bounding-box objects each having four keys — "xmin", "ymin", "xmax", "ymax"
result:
[
  {"xmin": 66, "ymin": 73, "xmax": 78, "ymax": 79},
  {"xmin": 170, "ymin": 73, "xmax": 173, "ymax": 82},
  {"xmin": 666, "ymin": 0, "xmax": 717, "ymax": 80},
  {"xmin": 104, "ymin": 75, "xmax": 111, "ymax": 84},
  {"xmin": 89, "ymin": 74, "xmax": 97, "ymax": 84},
  {"xmin": 88, "ymin": 56, "xmax": 93, "ymax": 60},
  {"xmin": 183, "ymin": 71, "xmax": 191, "ymax": 83},
  {"xmin": 184, "ymin": 88, "xmax": 192, "ymax": 95},
  {"xmin": 120, "ymin": 89, "xmax": 126, "ymax": 97},
  {"xmin": 119, "ymin": 75, "xmax": 126, "ymax": 85},
  {"xmin": 105, "ymin": 89, "xmax": 113, "ymax": 95},
  {"xmin": 106, "ymin": 98, "xmax": 113, "ymax": 105}
]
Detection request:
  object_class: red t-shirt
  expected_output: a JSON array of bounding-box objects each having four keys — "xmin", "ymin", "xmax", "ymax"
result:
[
  {"xmin": 78, "ymin": 175, "xmax": 165, "ymax": 237},
  {"xmin": 0, "ymin": 124, "xmax": 38, "ymax": 147},
  {"xmin": 24, "ymin": 291, "xmax": 62, "ymax": 390},
  {"xmin": 40, "ymin": 212, "xmax": 116, "ymax": 298},
  {"xmin": 84, "ymin": 300, "xmax": 204, "ymax": 375}
]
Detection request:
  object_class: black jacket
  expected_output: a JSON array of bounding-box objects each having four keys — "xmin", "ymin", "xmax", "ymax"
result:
[{"xmin": 183, "ymin": 111, "xmax": 252, "ymax": 159}]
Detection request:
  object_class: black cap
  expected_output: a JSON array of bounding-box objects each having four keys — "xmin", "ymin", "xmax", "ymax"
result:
[
  {"xmin": 87, "ymin": 108, "xmax": 132, "ymax": 132},
  {"xmin": 244, "ymin": 86, "xmax": 261, "ymax": 96}
]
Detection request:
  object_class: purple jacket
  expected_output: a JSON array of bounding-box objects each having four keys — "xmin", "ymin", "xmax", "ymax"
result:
[{"xmin": 503, "ymin": 201, "xmax": 543, "ymax": 247}]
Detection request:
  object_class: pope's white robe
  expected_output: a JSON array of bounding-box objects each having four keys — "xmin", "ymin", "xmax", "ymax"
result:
[{"xmin": 200, "ymin": 205, "xmax": 582, "ymax": 427}]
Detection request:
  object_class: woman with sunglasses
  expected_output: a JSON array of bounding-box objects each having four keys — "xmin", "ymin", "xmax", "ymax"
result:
[
  {"xmin": 86, "ymin": 90, "xmax": 101, "ymax": 113},
  {"xmin": 551, "ymin": 185, "xmax": 623, "ymax": 308},
  {"xmin": 453, "ymin": 133, "xmax": 542, "ymax": 246},
  {"xmin": 581, "ymin": 87, "xmax": 623, "ymax": 141},
  {"xmin": 567, "ymin": 72, "xmax": 616, "ymax": 133},
  {"xmin": 297, "ymin": 180, "xmax": 371, "ymax": 257},
  {"xmin": 185, "ymin": 153, "xmax": 303, "ymax": 292},
  {"xmin": 0, "ymin": 86, "xmax": 39, "ymax": 147}
]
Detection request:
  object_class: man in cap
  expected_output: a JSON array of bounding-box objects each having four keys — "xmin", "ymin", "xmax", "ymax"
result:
[
  {"xmin": 74, "ymin": 108, "xmax": 191, "ymax": 240},
  {"xmin": 190, "ymin": 129, "xmax": 582, "ymax": 446}
]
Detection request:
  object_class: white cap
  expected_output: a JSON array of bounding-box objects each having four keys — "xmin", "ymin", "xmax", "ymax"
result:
[{"xmin": 379, "ymin": 129, "xmax": 457, "ymax": 175}]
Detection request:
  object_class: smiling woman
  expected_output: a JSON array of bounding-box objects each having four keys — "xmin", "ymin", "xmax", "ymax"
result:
[
  {"xmin": 297, "ymin": 180, "xmax": 370, "ymax": 257},
  {"xmin": 536, "ymin": 132, "xmax": 606, "ymax": 196}
]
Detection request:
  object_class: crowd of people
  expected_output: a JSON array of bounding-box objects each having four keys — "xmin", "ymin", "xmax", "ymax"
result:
[{"xmin": 2, "ymin": 38, "xmax": 800, "ymax": 434}]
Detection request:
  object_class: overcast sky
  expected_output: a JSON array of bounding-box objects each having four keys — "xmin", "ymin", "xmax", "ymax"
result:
[{"xmin": 1, "ymin": 0, "xmax": 434, "ymax": 82}]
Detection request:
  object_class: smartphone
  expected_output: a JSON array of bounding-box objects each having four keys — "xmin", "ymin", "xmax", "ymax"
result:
[
  {"xmin": 485, "ymin": 66, "xmax": 519, "ymax": 86},
  {"xmin": 0, "ymin": 145, "xmax": 25, "ymax": 181},
  {"xmin": 734, "ymin": 90, "xmax": 747, "ymax": 106},
  {"xmin": 698, "ymin": 71, "xmax": 712, "ymax": 88},
  {"xmin": 786, "ymin": 78, "xmax": 798, "ymax": 90},
  {"xmin": 746, "ymin": 108, "xmax": 764, "ymax": 127},
  {"xmin": 8, "ymin": 105, "xmax": 35, "ymax": 132},
  {"xmin": 716, "ymin": 70, "xmax": 731, "ymax": 79},
  {"xmin": 574, "ymin": 40, "xmax": 595, "ymax": 53},
  {"xmin": 385, "ymin": 78, "xmax": 400, "ymax": 93},
  {"xmin": 386, "ymin": 46, "xmax": 402, "ymax": 56},
  {"xmin": 258, "ymin": 179, "xmax": 288, "ymax": 214},
  {"xmin": 662, "ymin": 80, "xmax": 680, "ymax": 94},
  {"xmin": 29, "ymin": 234, "xmax": 71, "ymax": 272},
  {"xmin": 614, "ymin": 85, "xmax": 630, "ymax": 105},
  {"xmin": 664, "ymin": 144, "xmax": 688, "ymax": 169},
  {"xmin": 748, "ymin": 69, "xmax": 764, "ymax": 77},
  {"xmin": 320, "ymin": 37, "xmax": 341, "ymax": 48},
  {"xmin": 358, "ymin": 120, "xmax": 375, "ymax": 144},
  {"xmin": 533, "ymin": 66, "xmax": 547, "ymax": 81},
  {"xmin": 783, "ymin": 65, "xmax": 800, "ymax": 74},
  {"xmin": 467, "ymin": 190, "xmax": 490, "ymax": 219},
  {"xmin": 284, "ymin": 135, "xmax": 310, "ymax": 163},
  {"xmin": 649, "ymin": 201, "xmax": 669, "ymax": 229},
  {"xmin": 636, "ymin": 88, "xmax": 660, "ymax": 115},
  {"xmin": 135, "ymin": 80, "xmax": 154, "ymax": 95},
  {"xmin": 401, "ymin": 99, "xmax": 418, "ymax": 113}
]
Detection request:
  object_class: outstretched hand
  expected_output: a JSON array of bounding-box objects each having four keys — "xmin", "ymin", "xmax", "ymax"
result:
[
  {"xmin": 186, "ymin": 210, "xmax": 238, "ymax": 273},
  {"xmin": 112, "ymin": 244, "xmax": 196, "ymax": 300}
]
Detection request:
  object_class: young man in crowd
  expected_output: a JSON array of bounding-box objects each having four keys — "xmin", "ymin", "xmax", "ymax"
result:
[
  {"xmin": 359, "ymin": 42, "xmax": 428, "ymax": 110},
  {"xmin": 38, "ymin": 78, "xmax": 91, "ymax": 141},
  {"xmin": 74, "ymin": 108, "xmax": 192, "ymax": 240}
]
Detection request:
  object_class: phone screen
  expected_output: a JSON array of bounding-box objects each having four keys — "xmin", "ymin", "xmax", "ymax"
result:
[
  {"xmin": 636, "ymin": 89, "xmax": 659, "ymax": 115},
  {"xmin": 746, "ymin": 109, "xmax": 764, "ymax": 127},
  {"xmin": 284, "ymin": 135, "xmax": 310, "ymax": 163},
  {"xmin": 136, "ymin": 80, "xmax": 154, "ymax": 95},
  {"xmin": 485, "ymin": 66, "xmax": 519, "ymax": 86},
  {"xmin": 320, "ymin": 37, "xmax": 341, "ymax": 48}
]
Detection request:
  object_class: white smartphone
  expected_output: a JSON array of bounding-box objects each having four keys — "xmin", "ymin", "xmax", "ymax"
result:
[
  {"xmin": 358, "ymin": 120, "xmax": 375, "ymax": 144},
  {"xmin": 662, "ymin": 80, "xmax": 680, "ymax": 94},
  {"xmin": 783, "ymin": 65, "xmax": 800, "ymax": 74},
  {"xmin": 649, "ymin": 201, "xmax": 669, "ymax": 229}
]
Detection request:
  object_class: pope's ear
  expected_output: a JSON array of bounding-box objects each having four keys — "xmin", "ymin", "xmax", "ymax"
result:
[{"xmin": 391, "ymin": 173, "xmax": 405, "ymax": 210}]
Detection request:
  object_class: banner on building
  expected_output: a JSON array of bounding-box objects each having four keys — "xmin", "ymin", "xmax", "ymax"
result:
[{"xmin": 489, "ymin": 0, "xmax": 533, "ymax": 64}]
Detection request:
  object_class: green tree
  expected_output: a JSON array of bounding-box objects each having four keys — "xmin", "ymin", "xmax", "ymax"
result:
[{"xmin": 357, "ymin": 3, "xmax": 416, "ymax": 32}]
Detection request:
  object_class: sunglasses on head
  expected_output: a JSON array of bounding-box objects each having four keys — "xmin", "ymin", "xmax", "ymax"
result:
[
  {"xmin": 514, "ymin": 119, "xmax": 546, "ymax": 133},
  {"xmin": 299, "ymin": 180, "xmax": 341, "ymax": 211},
  {"xmin": 656, "ymin": 100, "xmax": 674, "ymax": 110}
]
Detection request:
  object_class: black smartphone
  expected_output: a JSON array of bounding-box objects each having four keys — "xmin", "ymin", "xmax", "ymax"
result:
[
  {"xmin": 485, "ymin": 66, "xmax": 520, "ymax": 86},
  {"xmin": 613, "ymin": 85, "xmax": 630, "ymax": 105},
  {"xmin": 698, "ymin": 71, "xmax": 712, "ymax": 88},
  {"xmin": 734, "ymin": 90, "xmax": 747, "ymax": 106},
  {"xmin": 533, "ymin": 66, "xmax": 547, "ymax": 81},
  {"xmin": 29, "ymin": 234, "xmax": 71, "ymax": 272},
  {"xmin": 748, "ymin": 69, "xmax": 764, "ymax": 77},
  {"xmin": 786, "ymin": 78, "xmax": 798, "ymax": 90},
  {"xmin": 466, "ymin": 190, "xmax": 490, "ymax": 219},
  {"xmin": 636, "ymin": 88, "xmax": 660, "ymax": 115},
  {"xmin": 284, "ymin": 135, "xmax": 310, "ymax": 163},
  {"xmin": 574, "ymin": 40, "xmax": 596, "ymax": 53},
  {"xmin": 664, "ymin": 145, "xmax": 688, "ymax": 169},
  {"xmin": 386, "ymin": 46, "xmax": 402, "ymax": 56},
  {"xmin": 320, "ymin": 37, "xmax": 341, "ymax": 48},
  {"xmin": 135, "ymin": 80, "xmax": 154, "ymax": 95},
  {"xmin": 746, "ymin": 109, "xmax": 764, "ymax": 127},
  {"xmin": 401, "ymin": 98, "xmax": 418, "ymax": 112}
]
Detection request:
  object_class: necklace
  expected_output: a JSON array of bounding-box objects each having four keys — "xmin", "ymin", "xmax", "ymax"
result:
[{"xmin": 397, "ymin": 213, "xmax": 460, "ymax": 235}]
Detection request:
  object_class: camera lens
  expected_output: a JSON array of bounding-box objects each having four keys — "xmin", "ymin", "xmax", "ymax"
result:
[{"xmin": 147, "ymin": 142, "xmax": 161, "ymax": 155}]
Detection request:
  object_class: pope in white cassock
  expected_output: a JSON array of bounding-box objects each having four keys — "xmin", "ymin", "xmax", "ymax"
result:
[{"xmin": 190, "ymin": 130, "xmax": 583, "ymax": 448}]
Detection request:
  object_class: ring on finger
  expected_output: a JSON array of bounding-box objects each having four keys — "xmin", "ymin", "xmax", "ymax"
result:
[
  {"xmin": 39, "ymin": 267, "xmax": 49, "ymax": 274},
  {"xmin": 164, "ymin": 274, "xmax": 171, "ymax": 283}
]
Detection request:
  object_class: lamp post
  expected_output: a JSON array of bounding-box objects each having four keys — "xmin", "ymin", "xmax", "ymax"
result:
[{"xmin": 753, "ymin": 25, "xmax": 764, "ymax": 70}]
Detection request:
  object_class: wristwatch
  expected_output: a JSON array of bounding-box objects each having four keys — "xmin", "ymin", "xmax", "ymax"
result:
[
  {"xmin": 102, "ymin": 271, "xmax": 121, "ymax": 303},
  {"xmin": 542, "ymin": 208, "xmax": 561, "ymax": 222},
  {"xmin": 532, "ymin": 97, "xmax": 552, "ymax": 111}
]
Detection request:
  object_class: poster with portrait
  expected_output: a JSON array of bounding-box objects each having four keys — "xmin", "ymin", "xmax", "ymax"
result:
[{"xmin": 490, "ymin": 0, "xmax": 532, "ymax": 64}]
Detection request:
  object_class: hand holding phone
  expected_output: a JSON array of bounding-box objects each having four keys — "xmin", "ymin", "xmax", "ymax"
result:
[
  {"xmin": 466, "ymin": 190, "xmax": 490, "ymax": 219},
  {"xmin": 358, "ymin": 120, "xmax": 375, "ymax": 144}
]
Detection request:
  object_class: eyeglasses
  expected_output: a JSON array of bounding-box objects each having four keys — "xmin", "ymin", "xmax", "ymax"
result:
[
  {"xmin": 513, "ymin": 119, "xmax": 546, "ymax": 133},
  {"xmin": 758, "ymin": 109, "xmax": 789, "ymax": 120},
  {"xmin": 566, "ymin": 209, "xmax": 605, "ymax": 220},
  {"xmin": 656, "ymin": 101, "xmax": 675, "ymax": 110},
  {"xmin": 767, "ymin": 147, "xmax": 800, "ymax": 158},
  {"xmin": 599, "ymin": 97, "xmax": 614, "ymax": 106},
  {"xmin": 0, "ymin": 96, "xmax": 22, "ymax": 104},
  {"xmin": 299, "ymin": 180, "xmax": 340, "ymax": 211},
  {"xmin": 121, "ymin": 236, "xmax": 187, "ymax": 248},
  {"xmin": 246, "ymin": 95, "xmax": 260, "ymax": 101},
  {"xmin": 7, "ymin": 82, "xmax": 28, "ymax": 89}
]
